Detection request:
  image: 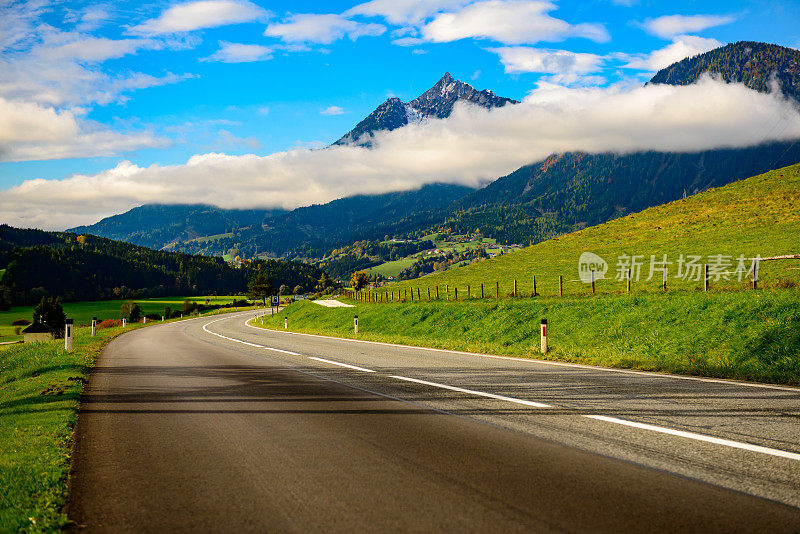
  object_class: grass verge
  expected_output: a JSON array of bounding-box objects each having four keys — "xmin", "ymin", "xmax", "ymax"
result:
[
  {"xmin": 258, "ymin": 292, "xmax": 800, "ymax": 385},
  {"xmin": 0, "ymin": 307, "xmax": 258, "ymax": 533}
]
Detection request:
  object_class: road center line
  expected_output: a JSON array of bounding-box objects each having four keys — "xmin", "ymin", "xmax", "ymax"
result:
[
  {"xmin": 585, "ymin": 415, "xmax": 800, "ymax": 461},
  {"xmin": 308, "ymin": 357, "xmax": 375, "ymax": 373},
  {"xmin": 391, "ymin": 375, "xmax": 552, "ymax": 408},
  {"xmin": 203, "ymin": 317, "xmax": 301, "ymax": 355}
]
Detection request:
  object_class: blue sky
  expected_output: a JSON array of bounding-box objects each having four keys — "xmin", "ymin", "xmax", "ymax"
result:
[{"xmin": 1, "ymin": 0, "xmax": 800, "ymax": 229}]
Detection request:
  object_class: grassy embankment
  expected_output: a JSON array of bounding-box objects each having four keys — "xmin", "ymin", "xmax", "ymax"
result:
[
  {"xmin": 374, "ymin": 163, "xmax": 800, "ymax": 296},
  {"xmin": 0, "ymin": 295, "xmax": 246, "ymax": 343},
  {"xmin": 0, "ymin": 304, "xmax": 257, "ymax": 532},
  {"xmin": 257, "ymin": 164, "xmax": 800, "ymax": 385}
]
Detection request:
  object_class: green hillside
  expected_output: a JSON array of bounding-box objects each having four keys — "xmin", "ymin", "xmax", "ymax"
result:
[
  {"xmin": 376, "ymin": 163, "xmax": 800, "ymax": 297},
  {"xmin": 259, "ymin": 164, "xmax": 800, "ymax": 385}
]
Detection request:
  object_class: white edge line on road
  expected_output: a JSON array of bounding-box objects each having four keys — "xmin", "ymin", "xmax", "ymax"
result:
[
  {"xmin": 391, "ymin": 375, "xmax": 552, "ymax": 408},
  {"xmin": 243, "ymin": 320, "xmax": 799, "ymax": 393},
  {"xmin": 585, "ymin": 415, "xmax": 800, "ymax": 462},
  {"xmin": 308, "ymin": 357, "xmax": 375, "ymax": 373}
]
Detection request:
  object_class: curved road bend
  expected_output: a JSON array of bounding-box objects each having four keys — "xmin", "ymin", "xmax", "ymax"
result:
[{"xmin": 67, "ymin": 311, "xmax": 800, "ymax": 532}]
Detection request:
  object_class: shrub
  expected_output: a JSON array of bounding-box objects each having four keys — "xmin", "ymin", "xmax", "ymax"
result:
[
  {"xmin": 11, "ymin": 319, "xmax": 30, "ymax": 326},
  {"xmin": 13, "ymin": 326, "xmax": 22, "ymax": 335},
  {"xmin": 97, "ymin": 319, "xmax": 121, "ymax": 330},
  {"xmin": 144, "ymin": 313, "xmax": 161, "ymax": 321}
]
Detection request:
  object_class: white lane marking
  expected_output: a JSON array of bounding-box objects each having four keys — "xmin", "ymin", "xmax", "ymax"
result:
[
  {"xmin": 586, "ymin": 415, "xmax": 800, "ymax": 462},
  {"xmin": 392, "ymin": 375, "xmax": 552, "ymax": 408},
  {"xmin": 203, "ymin": 317, "xmax": 301, "ymax": 355},
  {"xmin": 219, "ymin": 317, "xmax": 800, "ymax": 461},
  {"xmin": 244, "ymin": 321, "xmax": 799, "ymax": 393},
  {"xmin": 308, "ymin": 357, "xmax": 375, "ymax": 373}
]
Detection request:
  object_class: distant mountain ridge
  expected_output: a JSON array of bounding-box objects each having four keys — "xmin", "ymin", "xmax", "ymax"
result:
[
  {"xmin": 333, "ymin": 72, "xmax": 517, "ymax": 146},
  {"xmin": 650, "ymin": 41, "xmax": 800, "ymax": 101},
  {"xmin": 71, "ymin": 41, "xmax": 800, "ymax": 272}
]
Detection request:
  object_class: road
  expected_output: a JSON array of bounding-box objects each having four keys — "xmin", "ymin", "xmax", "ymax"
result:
[{"xmin": 67, "ymin": 310, "xmax": 800, "ymax": 532}]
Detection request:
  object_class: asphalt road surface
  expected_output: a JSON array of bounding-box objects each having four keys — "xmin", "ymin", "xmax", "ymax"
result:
[{"xmin": 67, "ymin": 310, "xmax": 800, "ymax": 532}]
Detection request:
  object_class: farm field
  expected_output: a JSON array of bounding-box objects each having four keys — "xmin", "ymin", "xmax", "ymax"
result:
[{"xmin": 0, "ymin": 295, "xmax": 249, "ymax": 343}]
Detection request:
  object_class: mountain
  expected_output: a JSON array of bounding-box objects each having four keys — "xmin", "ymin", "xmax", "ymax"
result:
[
  {"xmin": 374, "ymin": 41, "xmax": 800, "ymax": 249},
  {"xmin": 650, "ymin": 41, "xmax": 800, "ymax": 101},
  {"xmin": 170, "ymin": 183, "xmax": 473, "ymax": 259},
  {"xmin": 333, "ymin": 72, "xmax": 517, "ymax": 146},
  {"xmin": 70, "ymin": 204, "xmax": 285, "ymax": 250}
]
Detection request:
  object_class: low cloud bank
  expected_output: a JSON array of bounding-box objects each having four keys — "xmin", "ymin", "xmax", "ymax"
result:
[{"xmin": 3, "ymin": 75, "xmax": 800, "ymax": 230}]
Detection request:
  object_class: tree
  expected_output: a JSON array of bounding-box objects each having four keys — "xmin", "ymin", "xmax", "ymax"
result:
[
  {"xmin": 292, "ymin": 285, "xmax": 303, "ymax": 295},
  {"xmin": 315, "ymin": 272, "xmax": 333, "ymax": 294},
  {"xmin": 351, "ymin": 271, "xmax": 369, "ymax": 291},
  {"xmin": 248, "ymin": 272, "xmax": 274, "ymax": 305},
  {"xmin": 121, "ymin": 301, "xmax": 141, "ymax": 322},
  {"xmin": 33, "ymin": 296, "xmax": 66, "ymax": 336},
  {"xmin": 278, "ymin": 284, "xmax": 290, "ymax": 296}
]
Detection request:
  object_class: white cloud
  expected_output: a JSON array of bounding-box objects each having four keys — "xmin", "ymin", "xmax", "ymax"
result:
[
  {"xmin": 4, "ymin": 77, "xmax": 800, "ymax": 230},
  {"xmin": 421, "ymin": 0, "xmax": 609, "ymax": 45},
  {"xmin": 320, "ymin": 106, "xmax": 347, "ymax": 115},
  {"xmin": 130, "ymin": 0, "xmax": 268, "ymax": 35},
  {"xmin": 202, "ymin": 42, "xmax": 274, "ymax": 62},
  {"xmin": 264, "ymin": 13, "xmax": 386, "ymax": 44},
  {"xmin": 642, "ymin": 14, "xmax": 736, "ymax": 39},
  {"xmin": 622, "ymin": 35, "xmax": 721, "ymax": 71},
  {"xmin": 214, "ymin": 129, "xmax": 261, "ymax": 150},
  {"xmin": 345, "ymin": 0, "xmax": 471, "ymax": 25},
  {"xmin": 0, "ymin": 96, "xmax": 165, "ymax": 162},
  {"xmin": 489, "ymin": 46, "xmax": 604, "ymax": 75},
  {"xmin": 37, "ymin": 37, "xmax": 153, "ymax": 62}
]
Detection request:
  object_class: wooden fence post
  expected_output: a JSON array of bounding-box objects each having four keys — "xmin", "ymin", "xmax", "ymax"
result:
[
  {"xmin": 559, "ymin": 275, "xmax": 563, "ymax": 297},
  {"xmin": 455, "ymin": 287, "xmax": 458, "ymax": 300},
  {"xmin": 591, "ymin": 270, "xmax": 596, "ymax": 294},
  {"xmin": 533, "ymin": 275, "xmax": 537, "ymax": 297},
  {"xmin": 480, "ymin": 283, "xmax": 484, "ymax": 298},
  {"xmin": 513, "ymin": 279, "xmax": 517, "ymax": 297},
  {"xmin": 446, "ymin": 285, "xmax": 450, "ymax": 300},
  {"xmin": 662, "ymin": 268, "xmax": 667, "ymax": 291},
  {"xmin": 417, "ymin": 288, "xmax": 420, "ymax": 300},
  {"xmin": 436, "ymin": 286, "xmax": 440, "ymax": 300},
  {"xmin": 496, "ymin": 281, "xmax": 499, "ymax": 298},
  {"xmin": 752, "ymin": 258, "xmax": 759, "ymax": 290},
  {"xmin": 467, "ymin": 285, "xmax": 471, "ymax": 299},
  {"xmin": 626, "ymin": 269, "xmax": 631, "ymax": 292},
  {"xmin": 428, "ymin": 288, "xmax": 431, "ymax": 300},
  {"xmin": 704, "ymin": 264, "xmax": 709, "ymax": 292}
]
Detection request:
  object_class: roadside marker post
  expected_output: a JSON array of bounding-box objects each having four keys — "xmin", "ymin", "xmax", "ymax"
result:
[
  {"xmin": 91, "ymin": 317, "xmax": 97, "ymax": 337},
  {"xmin": 284, "ymin": 318, "xmax": 288, "ymax": 330},
  {"xmin": 162, "ymin": 316, "xmax": 165, "ymax": 322},
  {"xmin": 354, "ymin": 315, "xmax": 359, "ymax": 334},
  {"xmin": 540, "ymin": 319, "xmax": 548, "ymax": 354},
  {"xmin": 65, "ymin": 319, "xmax": 74, "ymax": 352},
  {"xmin": 122, "ymin": 318, "xmax": 126, "ymax": 328},
  {"xmin": 143, "ymin": 317, "xmax": 147, "ymax": 324}
]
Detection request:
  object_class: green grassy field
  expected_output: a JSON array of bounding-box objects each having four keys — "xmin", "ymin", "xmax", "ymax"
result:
[
  {"xmin": 261, "ymin": 289, "xmax": 800, "ymax": 385},
  {"xmin": 363, "ymin": 258, "xmax": 416, "ymax": 278},
  {"xmin": 0, "ymin": 295, "xmax": 247, "ymax": 343},
  {"xmin": 371, "ymin": 164, "xmax": 800, "ymax": 297}
]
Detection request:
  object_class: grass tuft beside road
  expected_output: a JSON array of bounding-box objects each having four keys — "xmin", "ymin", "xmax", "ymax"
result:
[
  {"xmin": 0, "ymin": 306, "xmax": 260, "ymax": 533},
  {"xmin": 258, "ymin": 292, "xmax": 800, "ymax": 385},
  {"xmin": 0, "ymin": 327, "xmax": 127, "ymax": 532}
]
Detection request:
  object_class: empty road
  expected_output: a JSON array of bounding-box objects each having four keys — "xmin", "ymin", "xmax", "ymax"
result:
[{"xmin": 67, "ymin": 311, "xmax": 800, "ymax": 532}]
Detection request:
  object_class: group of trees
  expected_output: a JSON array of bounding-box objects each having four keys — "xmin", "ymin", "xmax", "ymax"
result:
[
  {"xmin": 320, "ymin": 239, "xmax": 435, "ymax": 279},
  {"xmin": 0, "ymin": 225, "xmax": 332, "ymax": 308}
]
